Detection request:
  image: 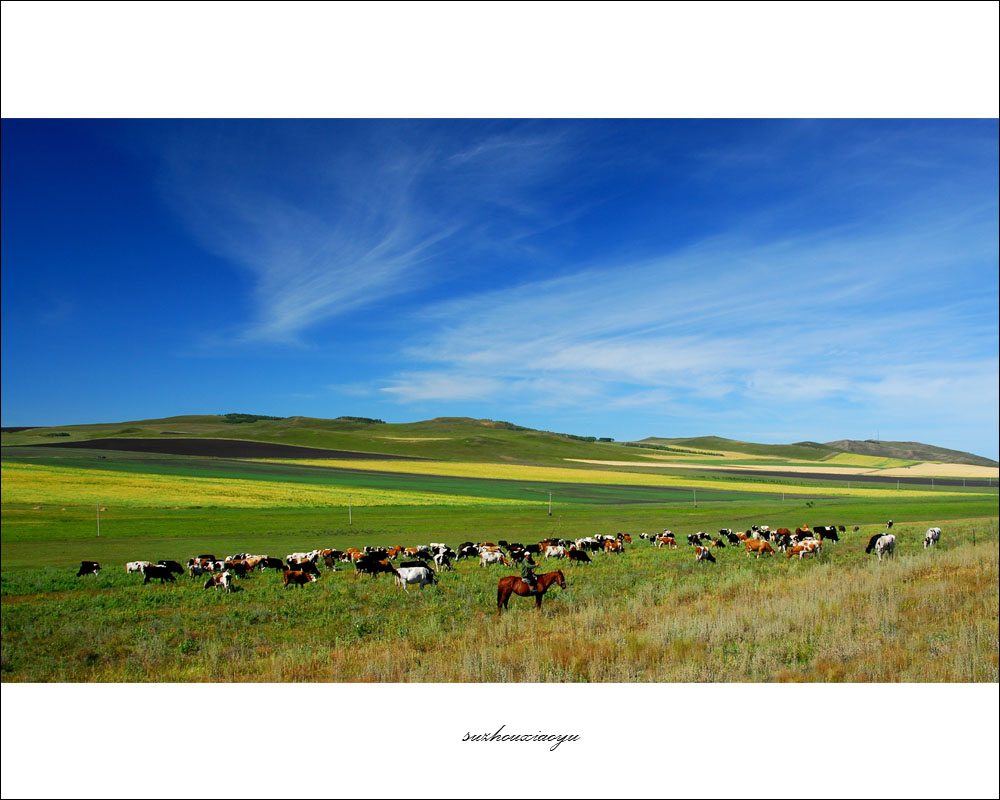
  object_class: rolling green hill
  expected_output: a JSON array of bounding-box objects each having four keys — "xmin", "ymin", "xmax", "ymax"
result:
[
  {"xmin": 640, "ymin": 436, "xmax": 842, "ymax": 462},
  {"xmin": 0, "ymin": 415, "xmax": 646, "ymax": 466},
  {"xmin": 824, "ymin": 439, "xmax": 999, "ymax": 467},
  {"xmin": 3, "ymin": 415, "xmax": 995, "ymax": 467}
]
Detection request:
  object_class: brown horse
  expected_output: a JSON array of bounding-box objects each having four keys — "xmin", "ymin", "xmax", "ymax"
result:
[{"xmin": 496, "ymin": 570, "xmax": 567, "ymax": 616}]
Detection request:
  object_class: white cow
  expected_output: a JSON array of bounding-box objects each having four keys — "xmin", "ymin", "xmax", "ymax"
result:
[
  {"xmin": 544, "ymin": 545, "xmax": 566, "ymax": 559},
  {"xmin": 203, "ymin": 571, "xmax": 235, "ymax": 592},
  {"xmin": 875, "ymin": 534, "xmax": 896, "ymax": 561},
  {"xmin": 394, "ymin": 566, "xmax": 436, "ymax": 593},
  {"xmin": 479, "ymin": 550, "xmax": 508, "ymax": 567},
  {"xmin": 924, "ymin": 527, "xmax": 942, "ymax": 548},
  {"xmin": 126, "ymin": 561, "xmax": 151, "ymax": 574}
]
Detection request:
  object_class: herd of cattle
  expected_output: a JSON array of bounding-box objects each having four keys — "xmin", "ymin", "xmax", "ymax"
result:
[{"xmin": 73, "ymin": 523, "xmax": 945, "ymax": 590}]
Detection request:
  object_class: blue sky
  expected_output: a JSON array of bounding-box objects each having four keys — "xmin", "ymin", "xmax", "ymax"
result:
[{"xmin": 2, "ymin": 119, "xmax": 998, "ymax": 458}]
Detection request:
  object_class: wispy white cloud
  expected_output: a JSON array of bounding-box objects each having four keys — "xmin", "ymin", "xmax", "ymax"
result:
[
  {"xmin": 376, "ymin": 213, "xmax": 998, "ymax": 442},
  {"xmin": 156, "ymin": 123, "xmax": 577, "ymax": 343}
]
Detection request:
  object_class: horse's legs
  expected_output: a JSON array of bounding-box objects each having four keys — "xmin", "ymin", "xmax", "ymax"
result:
[{"xmin": 535, "ymin": 593, "xmax": 543, "ymax": 611}]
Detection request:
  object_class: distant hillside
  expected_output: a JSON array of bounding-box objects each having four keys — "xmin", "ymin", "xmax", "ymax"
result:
[
  {"xmin": 4, "ymin": 415, "xmax": 994, "ymax": 468},
  {"xmin": 641, "ymin": 436, "xmax": 840, "ymax": 462},
  {"xmin": 824, "ymin": 439, "xmax": 999, "ymax": 467},
  {"xmin": 0, "ymin": 414, "xmax": 638, "ymax": 466}
]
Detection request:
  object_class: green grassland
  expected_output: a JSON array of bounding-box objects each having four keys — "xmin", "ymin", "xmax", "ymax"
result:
[
  {"xmin": 2, "ymin": 509, "xmax": 996, "ymax": 682},
  {"xmin": 2, "ymin": 426, "xmax": 997, "ymax": 682}
]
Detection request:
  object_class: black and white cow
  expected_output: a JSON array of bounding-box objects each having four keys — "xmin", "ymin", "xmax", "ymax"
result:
[
  {"xmin": 923, "ymin": 527, "xmax": 942, "ymax": 548},
  {"xmin": 77, "ymin": 561, "xmax": 101, "ymax": 577}
]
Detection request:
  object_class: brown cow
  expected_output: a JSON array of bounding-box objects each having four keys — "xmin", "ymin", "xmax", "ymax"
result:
[
  {"xmin": 745, "ymin": 539, "xmax": 775, "ymax": 558},
  {"xmin": 283, "ymin": 569, "xmax": 317, "ymax": 588}
]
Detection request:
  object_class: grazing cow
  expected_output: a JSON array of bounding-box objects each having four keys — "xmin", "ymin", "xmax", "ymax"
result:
[
  {"xmin": 776, "ymin": 534, "xmax": 793, "ymax": 552},
  {"xmin": 141, "ymin": 564, "xmax": 177, "ymax": 584},
  {"xmin": 399, "ymin": 559, "xmax": 433, "ymax": 570},
  {"xmin": 853, "ymin": 526, "xmax": 860, "ymax": 533},
  {"xmin": 225, "ymin": 562, "xmax": 251, "ymax": 579},
  {"xmin": 259, "ymin": 557, "xmax": 286, "ymax": 571},
  {"xmin": 719, "ymin": 528, "xmax": 733, "ymax": 538},
  {"xmin": 814, "ymin": 526, "xmax": 839, "ymax": 543},
  {"xmin": 795, "ymin": 526, "xmax": 812, "ymax": 538},
  {"xmin": 480, "ymin": 550, "xmax": 510, "ymax": 567},
  {"xmin": 775, "ymin": 528, "xmax": 791, "ymax": 537},
  {"xmin": 187, "ymin": 559, "xmax": 214, "ymax": 577},
  {"xmin": 567, "ymin": 548, "xmax": 592, "ymax": 564},
  {"xmin": 713, "ymin": 538, "xmax": 727, "ymax": 549},
  {"xmin": 837, "ymin": 526, "xmax": 846, "ymax": 533},
  {"xmin": 865, "ymin": 533, "xmax": 885, "ymax": 554},
  {"xmin": 457, "ymin": 545, "xmax": 479, "ymax": 561},
  {"xmin": 77, "ymin": 561, "xmax": 101, "ymax": 577},
  {"xmin": 603, "ymin": 539, "xmax": 624, "ymax": 555},
  {"xmin": 355, "ymin": 555, "xmax": 398, "ymax": 579},
  {"xmin": 394, "ymin": 566, "xmax": 436, "ymax": 593},
  {"xmin": 694, "ymin": 546, "xmax": 716, "ymax": 564},
  {"xmin": 544, "ymin": 545, "xmax": 567, "ymax": 559},
  {"xmin": 725, "ymin": 532, "xmax": 740, "ymax": 545},
  {"xmin": 687, "ymin": 533, "xmax": 701, "ymax": 547},
  {"xmin": 786, "ymin": 544, "xmax": 817, "ymax": 560},
  {"xmin": 886, "ymin": 520, "xmax": 893, "ymax": 529},
  {"xmin": 283, "ymin": 570, "xmax": 317, "ymax": 588},
  {"xmin": 656, "ymin": 535, "xmax": 678, "ymax": 549},
  {"xmin": 157, "ymin": 560, "xmax": 184, "ymax": 574},
  {"xmin": 433, "ymin": 552, "xmax": 454, "ymax": 571},
  {"xmin": 203, "ymin": 571, "xmax": 235, "ymax": 592},
  {"xmin": 745, "ymin": 539, "xmax": 775, "ymax": 558},
  {"xmin": 924, "ymin": 527, "xmax": 942, "ymax": 548},
  {"xmin": 874, "ymin": 534, "xmax": 896, "ymax": 561},
  {"xmin": 126, "ymin": 560, "xmax": 151, "ymax": 574}
]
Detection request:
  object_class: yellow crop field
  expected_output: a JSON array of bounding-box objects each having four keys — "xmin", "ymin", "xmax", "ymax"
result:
[
  {"xmin": 0, "ymin": 462, "xmax": 529, "ymax": 509},
  {"xmin": 248, "ymin": 459, "xmax": 971, "ymax": 499}
]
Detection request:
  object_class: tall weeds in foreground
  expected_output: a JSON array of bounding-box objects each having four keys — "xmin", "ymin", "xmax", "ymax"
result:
[{"xmin": 2, "ymin": 529, "xmax": 997, "ymax": 682}]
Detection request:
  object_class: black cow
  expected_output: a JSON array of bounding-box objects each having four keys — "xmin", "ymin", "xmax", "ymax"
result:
[
  {"xmin": 713, "ymin": 538, "xmax": 727, "ymax": 548},
  {"xmin": 76, "ymin": 561, "xmax": 101, "ymax": 577},
  {"xmin": 226, "ymin": 562, "xmax": 251, "ymax": 579},
  {"xmin": 157, "ymin": 560, "xmax": 184, "ymax": 574},
  {"xmin": 259, "ymin": 557, "xmax": 286, "ymax": 571},
  {"xmin": 726, "ymin": 532, "xmax": 740, "ymax": 544},
  {"xmin": 687, "ymin": 534, "xmax": 701, "ymax": 547},
  {"xmin": 814, "ymin": 526, "xmax": 839, "ymax": 543},
  {"xmin": 355, "ymin": 554, "xmax": 397, "ymax": 578},
  {"xmin": 865, "ymin": 533, "xmax": 885, "ymax": 554},
  {"xmin": 400, "ymin": 559, "xmax": 433, "ymax": 571},
  {"xmin": 567, "ymin": 549, "xmax": 592, "ymax": 564},
  {"xmin": 141, "ymin": 564, "xmax": 176, "ymax": 584},
  {"xmin": 457, "ymin": 545, "xmax": 479, "ymax": 561}
]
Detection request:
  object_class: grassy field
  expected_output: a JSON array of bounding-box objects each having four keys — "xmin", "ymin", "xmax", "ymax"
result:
[
  {"xmin": 2, "ymin": 433, "xmax": 997, "ymax": 683},
  {"xmin": 2, "ymin": 512, "xmax": 996, "ymax": 682}
]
